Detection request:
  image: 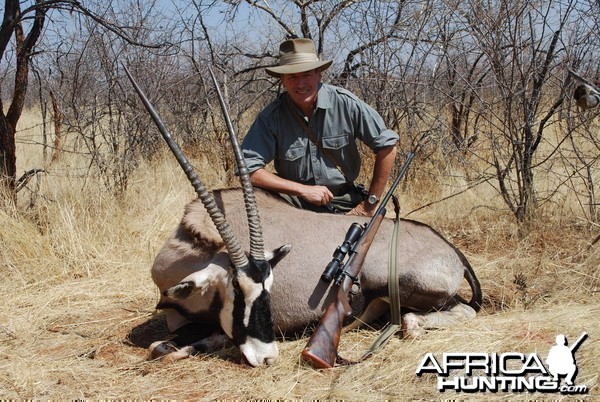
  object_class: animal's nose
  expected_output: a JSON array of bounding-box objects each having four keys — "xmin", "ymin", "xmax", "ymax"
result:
[
  {"xmin": 240, "ymin": 340, "xmax": 279, "ymax": 367},
  {"xmin": 243, "ymin": 352, "xmax": 279, "ymax": 367},
  {"xmin": 263, "ymin": 354, "xmax": 279, "ymax": 366}
]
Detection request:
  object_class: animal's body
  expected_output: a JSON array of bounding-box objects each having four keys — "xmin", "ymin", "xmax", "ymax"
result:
[{"xmin": 151, "ymin": 188, "xmax": 482, "ymax": 360}]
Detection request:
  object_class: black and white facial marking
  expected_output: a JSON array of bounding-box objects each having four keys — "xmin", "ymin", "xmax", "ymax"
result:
[{"xmin": 220, "ymin": 245, "xmax": 291, "ymax": 367}]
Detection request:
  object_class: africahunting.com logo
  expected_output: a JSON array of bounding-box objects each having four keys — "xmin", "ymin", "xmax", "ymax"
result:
[{"xmin": 416, "ymin": 332, "xmax": 589, "ymax": 394}]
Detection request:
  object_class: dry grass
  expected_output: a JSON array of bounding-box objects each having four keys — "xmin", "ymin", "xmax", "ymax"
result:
[{"xmin": 0, "ymin": 110, "xmax": 598, "ymax": 399}]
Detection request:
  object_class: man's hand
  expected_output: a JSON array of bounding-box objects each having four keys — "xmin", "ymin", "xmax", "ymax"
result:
[
  {"xmin": 347, "ymin": 201, "xmax": 377, "ymax": 217},
  {"xmin": 299, "ymin": 185, "xmax": 334, "ymax": 206}
]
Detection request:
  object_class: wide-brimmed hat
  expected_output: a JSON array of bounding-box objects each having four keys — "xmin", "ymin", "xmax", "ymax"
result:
[{"xmin": 265, "ymin": 38, "xmax": 332, "ymax": 78}]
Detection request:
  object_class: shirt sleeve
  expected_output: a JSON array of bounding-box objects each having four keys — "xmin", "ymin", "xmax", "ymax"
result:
[
  {"xmin": 242, "ymin": 111, "xmax": 276, "ymax": 173},
  {"xmin": 353, "ymin": 98, "xmax": 399, "ymax": 151}
]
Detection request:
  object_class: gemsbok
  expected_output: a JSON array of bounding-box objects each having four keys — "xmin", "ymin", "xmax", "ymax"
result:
[{"xmin": 126, "ymin": 68, "xmax": 483, "ymax": 367}]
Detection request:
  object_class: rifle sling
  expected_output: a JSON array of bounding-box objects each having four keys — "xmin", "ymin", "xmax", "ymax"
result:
[
  {"xmin": 361, "ymin": 213, "xmax": 402, "ymax": 360},
  {"xmin": 337, "ymin": 213, "xmax": 402, "ymax": 364}
]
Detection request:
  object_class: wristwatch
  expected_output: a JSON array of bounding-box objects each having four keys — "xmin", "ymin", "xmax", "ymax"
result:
[{"xmin": 367, "ymin": 194, "xmax": 379, "ymax": 205}]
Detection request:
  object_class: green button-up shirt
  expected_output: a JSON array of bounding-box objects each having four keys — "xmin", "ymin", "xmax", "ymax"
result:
[{"xmin": 242, "ymin": 83, "xmax": 399, "ymax": 195}]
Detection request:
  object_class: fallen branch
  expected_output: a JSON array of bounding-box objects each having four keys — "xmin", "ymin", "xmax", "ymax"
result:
[{"xmin": 16, "ymin": 168, "xmax": 46, "ymax": 193}]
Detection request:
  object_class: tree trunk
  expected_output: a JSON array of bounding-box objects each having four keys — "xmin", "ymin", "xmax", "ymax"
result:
[
  {"xmin": 0, "ymin": 112, "xmax": 17, "ymax": 201},
  {"xmin": 0, "ymin": 0, "xmax": 47, "ymax": 202}
]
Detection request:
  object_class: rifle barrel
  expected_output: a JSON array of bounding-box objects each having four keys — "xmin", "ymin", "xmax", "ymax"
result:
[{"xmin": 569, "ymin": 332, "xmax": 588, "ymax": 352}]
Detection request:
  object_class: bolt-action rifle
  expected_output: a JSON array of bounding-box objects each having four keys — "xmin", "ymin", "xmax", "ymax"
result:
[{"xmin": 301, "ymin": 151, "xmax": 416, "ymax": 369}]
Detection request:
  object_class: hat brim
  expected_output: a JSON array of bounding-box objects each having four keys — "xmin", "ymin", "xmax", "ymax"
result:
[{"xmin": 265, "ymin": 60, "xmax": 332, "ymax": 78}]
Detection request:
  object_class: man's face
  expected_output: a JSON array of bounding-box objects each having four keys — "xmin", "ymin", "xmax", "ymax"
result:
[{"xmin": 281, "ymin": 69, "xmax": 321, "ymax": 113}]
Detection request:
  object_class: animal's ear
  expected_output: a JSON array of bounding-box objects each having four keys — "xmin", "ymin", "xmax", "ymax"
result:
[
  {"xmin": 265, "ymin": 244, "xmax": 292, "ymax": 269},
  {"xmin": 164, "ymin": 264, "xmax": 225, "ymax": 300}
]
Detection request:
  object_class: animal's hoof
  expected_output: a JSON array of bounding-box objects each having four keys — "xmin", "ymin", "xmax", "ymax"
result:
[
  {"xmin": 148, "ymin": 340, "xmax": 178, "ymax": 360},
  {"xmin": 402, "ymin": 313, "xmax": 426, "ymax": 338},
  {"xmin": 148, "ymin": 341, "xmax": 195, "ymax": 362}
]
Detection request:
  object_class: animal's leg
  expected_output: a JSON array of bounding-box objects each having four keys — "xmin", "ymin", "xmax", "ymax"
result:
[
  {"xmin": 402, "ymin": 302, "xmax": 477, "ymax": 338},
  {"xmin": 147, "ymin": 321, "xmax": 226, "ymax": 362},
  {"xmin": 148, "ymin": 332, "xmax": 233, "ymax": 362},
  {"xmin": 344, "ymin": 297, "xmax": 389, "ymax": 331},
  {"xmin": 148, "ymin": 340, "xmax": 193, "ymax": 361}
]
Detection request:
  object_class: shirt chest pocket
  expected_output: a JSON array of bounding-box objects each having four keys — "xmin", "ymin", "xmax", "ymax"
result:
[
  {"xmin": 321, "ymin": 133, "xmax": 350, "ymax": 150},
  {"xmin": 283, "ymin": 142, "xmax": 305, "ymax": 161}
]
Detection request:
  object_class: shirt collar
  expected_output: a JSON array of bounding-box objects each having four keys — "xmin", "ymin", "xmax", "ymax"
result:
[{"xmin": 315, "ymin": 83, "xmax": 333, "ymax": 110}]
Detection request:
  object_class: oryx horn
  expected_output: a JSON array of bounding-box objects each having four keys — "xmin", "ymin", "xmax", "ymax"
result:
[
  {"xmin": 208, "ymin": 68, "xmax": 265, "ymax": 262},
  {"xmin": 122, "ymin": 64, "xmax": 249, "ymax": 269}
]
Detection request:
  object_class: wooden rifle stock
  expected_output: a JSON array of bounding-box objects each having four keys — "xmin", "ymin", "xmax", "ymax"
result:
[{"xmin": 301, "ymin": 213, "xmax": 384, "ymax": 369}]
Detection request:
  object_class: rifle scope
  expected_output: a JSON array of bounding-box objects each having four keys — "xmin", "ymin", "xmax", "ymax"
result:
[{"xmin": 321, "ymin": 222, "xmax": 364, "ymax": 283}]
